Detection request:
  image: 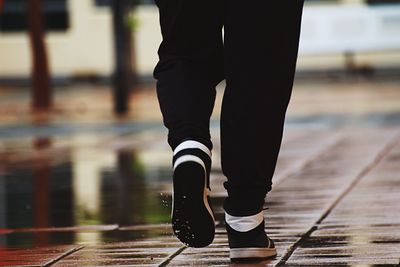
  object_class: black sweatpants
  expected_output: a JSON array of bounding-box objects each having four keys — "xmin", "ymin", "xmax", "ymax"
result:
[{"xmin": 153, "ymin": 0, "xmax": 305, "ymax": 215}]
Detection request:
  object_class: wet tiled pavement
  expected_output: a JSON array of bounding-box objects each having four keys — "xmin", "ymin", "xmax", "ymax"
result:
[
  {"xmin": 2, "ymin": 127, "xmax": 400, "ymax": 266},
  {"xmin": 1, "ymin": 80, "xmax": 400, "ymax": 266}
]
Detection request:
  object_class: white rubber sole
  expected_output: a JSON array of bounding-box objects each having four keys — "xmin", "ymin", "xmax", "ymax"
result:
[{"xmin": 230, "ymin": 247, "xmax": 277, "ymax": 260}]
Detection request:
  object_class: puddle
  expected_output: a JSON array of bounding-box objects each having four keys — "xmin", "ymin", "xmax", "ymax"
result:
[{"xmin": 0, "ymin": 134, "xmax": 178, "ymax": 247}]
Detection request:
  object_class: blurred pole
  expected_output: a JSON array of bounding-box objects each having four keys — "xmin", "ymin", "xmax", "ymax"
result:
[
  {"xmin": 112, "ymin": 0, "xmax": 135, "ymax": 115},
  {"xmin": 27, "ymin": 0, "xmax": 52, "ymax": 112},
  {"xmin": 0, "ymin": 0, "xmax": 4, "ymax": 14},
  {"xmin": 33, "ymin": 137, "xmax": 51, "ymax": 246}
]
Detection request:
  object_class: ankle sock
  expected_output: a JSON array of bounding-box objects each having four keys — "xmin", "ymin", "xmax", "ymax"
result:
[{"xmin": 225, "ymin": 210, "xmax": 264, "ymax": 232}]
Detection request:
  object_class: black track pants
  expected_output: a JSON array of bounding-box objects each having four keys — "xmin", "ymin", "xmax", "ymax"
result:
[{"xmin": 153, "ymin": 0, "xmax": 305, "ymax": 215}]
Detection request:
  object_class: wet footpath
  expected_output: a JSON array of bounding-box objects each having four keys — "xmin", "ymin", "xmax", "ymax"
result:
[{"xmin": 1, "ymin": 80, "xmax": 400, "ymax": 266}]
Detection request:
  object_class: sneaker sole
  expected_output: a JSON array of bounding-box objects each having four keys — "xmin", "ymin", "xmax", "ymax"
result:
[
  {"xmin": 230, "ymin": 247, "xmax": 277, "ymax": 260},
  {"xmin": 172, "ymin": 161, "xmax": 215, "ymax": 247}
]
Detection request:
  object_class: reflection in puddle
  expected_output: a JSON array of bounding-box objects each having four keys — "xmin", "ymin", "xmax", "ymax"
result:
[
  {"xmin": 3, "ymin": 227, "xmax": 174, "ymax": 248},
  {"xmin": 0, "ymin": 135, "xmax": 175, "ymax": 247}
]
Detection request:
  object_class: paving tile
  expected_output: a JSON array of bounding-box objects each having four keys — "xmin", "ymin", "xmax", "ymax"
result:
[
  {"xmin": 53, "ymin": 237, "xmax": 183, "ymax": 267},
  {"xmin": 0, "ymin": 245, "xmax": 80, "ymax": 267}
]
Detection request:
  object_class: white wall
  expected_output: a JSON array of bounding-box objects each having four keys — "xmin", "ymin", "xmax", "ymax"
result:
[{"xmin": 0, "ymin": 0, "xmax": 114, "ymax": 77}]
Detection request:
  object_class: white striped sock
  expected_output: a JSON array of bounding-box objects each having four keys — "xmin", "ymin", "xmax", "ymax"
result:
[{"xmin": 173, "ymin": 140, "xmax": 211, "ymax": 158}]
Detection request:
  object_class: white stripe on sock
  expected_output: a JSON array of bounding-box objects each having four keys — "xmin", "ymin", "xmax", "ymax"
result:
[
  {"xmin": 173, "ymin": 154, "xmax": 206, "ymax": 171},
  {"xmin": 173, "ymin": 140, "xmax": 212, "ymax": 158},
  {"xmin": 225, "ymin": 211, "xmax": 264, "ymax": 232}
]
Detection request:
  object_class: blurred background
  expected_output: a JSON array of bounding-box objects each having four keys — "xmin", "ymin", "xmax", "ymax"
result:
[{"xmin": 0, "ymin": 0, "xmax": 400, "ymax": 249}]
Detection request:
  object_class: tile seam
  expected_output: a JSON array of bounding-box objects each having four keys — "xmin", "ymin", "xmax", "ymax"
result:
[
  {"xmin": 157, "ymin": 246, "xmax": 187, "ymax": 267},
  {"xmin": 44, "ymin": 246, "xmax": 84, "ymax": 267}
]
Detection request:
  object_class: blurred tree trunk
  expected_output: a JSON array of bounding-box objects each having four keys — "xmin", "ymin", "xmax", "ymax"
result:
[
  {"xmin": 27, "ymin": 0, "xmax": 52, "ymax": 112},
  {"xmin": 33, "ymin": 137, "xmax": 51, "ymax": 246},
  {"xmin": 112, "ymin": 0, "xmax": 137, "ymax": 115},
  {"xmin": 0, "ymin": 0, "xmax": 4, "ymax": 14}
]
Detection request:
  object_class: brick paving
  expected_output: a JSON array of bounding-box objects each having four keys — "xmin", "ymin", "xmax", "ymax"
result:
[
  {"xmin": 287, "ymin": 135, "xmax": 400, "ymax": 266},
  {"xmin": 1, "ymin": 80, "xmax": 400, "ymax": 266},
  {"xmin": 2, "ymin": 127, "xmax": 400, "ymax": 266},
  {"xmin": 0, "ymin": 245, "xmax": 81, "ymax": 267}
]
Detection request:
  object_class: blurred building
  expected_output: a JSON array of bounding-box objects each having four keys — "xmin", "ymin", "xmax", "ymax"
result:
[
  {"xmin": 299, "ymin": 0, "xmax": 400, "ymax": 73},
  {"xmin": 0, "ymin": 0, "xmax": 160, "ymax": 80},
  {"xmin": 0, "ymin": 0, "xmax": 400, "ymax": 80}
]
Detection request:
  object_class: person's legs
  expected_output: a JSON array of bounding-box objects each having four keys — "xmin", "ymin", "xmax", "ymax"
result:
[
  {"xmin": 153, "ymin": 0, "xmax": 224, "ymax": 247},
  {"xmin": 221, "ymin": 0, "xmax": 305, "ymax": 216},
  {"xmin": 153, "ymin": 0, "xmax": 224, "ymax": 151}
]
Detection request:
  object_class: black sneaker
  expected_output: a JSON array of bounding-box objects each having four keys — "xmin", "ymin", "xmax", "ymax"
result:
[
  {"xmin": 225, "ymin": 211, "xmax": 277, "ymax": 261},
  {"xmin": 171, "ymin": 140, "xmax": 215, "ymax": 247}
]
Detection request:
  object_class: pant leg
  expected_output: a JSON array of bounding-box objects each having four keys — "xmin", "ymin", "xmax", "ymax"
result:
[
  {"xmin": 221, "ymin": 0, "xmax": 305, "ymax": 215},
  {"xmin": 153, "ymin": 0, "xmax": 224, "ymax": 151}
]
